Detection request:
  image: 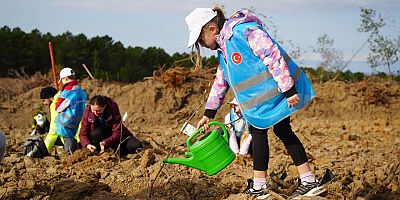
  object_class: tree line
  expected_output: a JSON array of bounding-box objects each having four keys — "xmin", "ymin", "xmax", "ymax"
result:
[{"xmin": 0, "ymin": 26, "xmax": 218, "ymax": 82}]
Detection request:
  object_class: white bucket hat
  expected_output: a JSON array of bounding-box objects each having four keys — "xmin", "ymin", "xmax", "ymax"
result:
[
  {"xmin": 59, "ymin": 67, "xmax": 75, "ymax": 83},
  {"xmin": 185, "ymin": 8, "xmax": 217, "ymax": 48}
]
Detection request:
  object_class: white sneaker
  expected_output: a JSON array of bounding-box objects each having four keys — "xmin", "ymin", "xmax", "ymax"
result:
[
  {"xmin": 243, "ymin": 179, "xmax": 271, "ymax": 199},
  {"xmin": 289, "ymin": 179, "xmax": 327, "ymax": 199}
]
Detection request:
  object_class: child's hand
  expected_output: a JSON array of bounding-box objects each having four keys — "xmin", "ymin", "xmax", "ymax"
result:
[
  {"xmin": 196, "ymin": 116, "xmax": 210, "ymax": 131},
  {"xmin": 287, "ymin": 94, "xmax": 300, "ymax": 107}
]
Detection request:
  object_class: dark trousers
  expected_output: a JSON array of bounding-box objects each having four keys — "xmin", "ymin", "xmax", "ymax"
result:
[
  {"xmin": 89, "ymin": 127, "xmax": 142, "ymax": 155},
  {"xmin": 63, "ymin": 137, "xmax": 80, "ymax": 154},
  {"xmin": 51, "ymin": 136, "xmax": 79, "ymax": 154},
  {"xmin": 250, "ymin": 117, "xmax": 308, "ymax": 171}
]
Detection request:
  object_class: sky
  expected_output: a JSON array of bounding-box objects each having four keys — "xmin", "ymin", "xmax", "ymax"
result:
[{"xmin": 1, "ymin": 0, "xmax": 399, "ymax": 73}]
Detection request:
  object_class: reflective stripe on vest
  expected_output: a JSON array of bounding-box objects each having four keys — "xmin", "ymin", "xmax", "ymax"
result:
[
  {"xmin": 56, "ymin": 116, "xmax": 79, "ymax": 129},
  {"xmin": 239, "ymin": 67, "xmax": 302, "ymax": 110},
  {"xmin": 59, "ymin": 111, "xmax": 82, "ymax": 122}
]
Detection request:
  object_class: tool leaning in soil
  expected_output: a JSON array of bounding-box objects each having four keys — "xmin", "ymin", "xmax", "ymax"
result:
[{"xmin": 114, "ymin": 112, "xmax": 128, "ymax": 161}]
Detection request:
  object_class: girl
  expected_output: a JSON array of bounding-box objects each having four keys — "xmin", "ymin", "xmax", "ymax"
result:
[
  {"xmin": 55, "ymin": 68, "xmax": 87, "ymax": 153},
  {"xmin": 224, "ymin": 98, "xmax": 251, "ymax": 156},
  {"xmin": 186, "ymin": 7, "xmax": 326, "ymax": 199}
]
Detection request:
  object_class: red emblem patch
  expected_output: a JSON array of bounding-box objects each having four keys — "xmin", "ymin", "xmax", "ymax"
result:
[{"xmin": 231, "ymin": 52, "xmax": 242, "ymax": 65}]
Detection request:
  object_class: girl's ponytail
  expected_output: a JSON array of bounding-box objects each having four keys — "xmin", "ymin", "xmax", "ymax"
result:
[{"xmin": 212, "ymin": 6, "xmax": 226, "ymax": 30}]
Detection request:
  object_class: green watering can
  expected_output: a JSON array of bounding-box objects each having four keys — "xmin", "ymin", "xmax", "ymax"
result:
[{"xmin": 163, "ymin": 121, "xmax": 236, "ymax": 176}]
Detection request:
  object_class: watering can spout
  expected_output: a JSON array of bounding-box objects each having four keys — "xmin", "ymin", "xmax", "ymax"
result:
[{"xmin": 163, "ymin": 157, "xmax": 205, "ymax": 171}]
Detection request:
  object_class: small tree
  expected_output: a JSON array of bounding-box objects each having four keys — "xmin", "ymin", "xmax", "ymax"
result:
[
  {"xmin": 358, "ymin": 7, "xmax": 399, "ymax": 75},
  {"xmin": 312, "ymin": 33, "xmax": 344, "ymax": 82}
]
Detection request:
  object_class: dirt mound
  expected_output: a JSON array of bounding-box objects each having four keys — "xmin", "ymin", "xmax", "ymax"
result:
[
  {"xmin": 0, "ymin": 77, "xmax": 399, "ymax": 199},
  {"xmin": 301, "ymin": 78, "xmax": 400, "ymax": 121}
]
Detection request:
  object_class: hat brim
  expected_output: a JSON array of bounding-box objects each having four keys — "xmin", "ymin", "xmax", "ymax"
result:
[{"xmin": 187, "ymin": 28, "xmax": 202, "ymax": 48}]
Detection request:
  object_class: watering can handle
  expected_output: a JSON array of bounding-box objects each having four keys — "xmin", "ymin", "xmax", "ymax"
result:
[{"xmin": 186, "ymin": 121, "xmax": 228, "ymax": 149}]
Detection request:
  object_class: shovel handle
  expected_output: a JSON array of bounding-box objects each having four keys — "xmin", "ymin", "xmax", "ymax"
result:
[{"xmin": 186, "ymin": 121, "xmax": 228, "ymax": 149}]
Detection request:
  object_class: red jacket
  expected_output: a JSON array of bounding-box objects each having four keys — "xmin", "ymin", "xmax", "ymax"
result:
[{"xmin": 79, "ymin": 97, "xmax": 132, "ymax": 149}]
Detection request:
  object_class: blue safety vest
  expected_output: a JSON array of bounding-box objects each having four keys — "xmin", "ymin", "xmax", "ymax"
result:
[
  {"xmin": 219, "ymin": 21, "xmax": 315, "ymax": 129},
  {"xmin": 56, "ymin": 86, "xmax": 87, "ymax": 137}
]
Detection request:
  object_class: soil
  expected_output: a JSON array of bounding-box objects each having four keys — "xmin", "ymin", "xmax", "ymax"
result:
[{"xmin": 0, "ymin": 77, "xmax": 399, "ymax": 200}]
